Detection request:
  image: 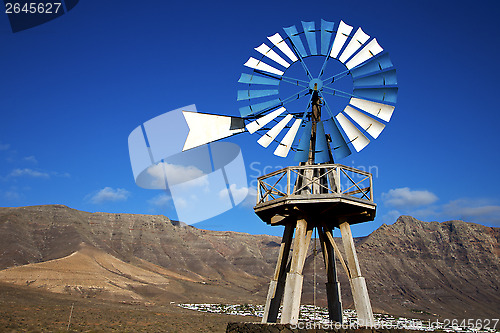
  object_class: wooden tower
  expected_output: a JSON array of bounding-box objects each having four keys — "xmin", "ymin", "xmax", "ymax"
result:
[{"xmin": 256, "ymin": 91, "xmax": 376, "ymax": 326}]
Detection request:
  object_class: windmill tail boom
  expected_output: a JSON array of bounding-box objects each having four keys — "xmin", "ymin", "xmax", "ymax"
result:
[{"xmin": 182, "ymin": 111, "xmax": 246, "ymax": 151}]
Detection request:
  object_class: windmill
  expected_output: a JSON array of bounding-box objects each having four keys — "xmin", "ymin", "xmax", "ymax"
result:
[{"xmin": 158, "ymin": 19, "xmax": 397, "ymax": 326}]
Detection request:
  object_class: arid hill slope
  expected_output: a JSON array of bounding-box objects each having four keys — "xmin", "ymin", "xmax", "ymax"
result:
[
  {"xmin": 354, "ymin": 216, "xmax": 500, "ymax": 318},
  {"xmin": 0, "ymin": 205, "xmax": 498, "ymax": 320}
]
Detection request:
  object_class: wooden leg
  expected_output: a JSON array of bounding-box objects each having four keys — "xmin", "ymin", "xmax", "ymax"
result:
[
  {"xmin": 339, "ymin": 222, "xmax": 374, "ymax": 327},
  {"xmin": 318, "ymin": 227, "xmax": 342, "ymax": 323},
  {"xmin": 280, "ymin": 219, "xmax": 313, "ymax": 325},
  {"xmin": 262, "ymin": 224, "xmax": 294, "ymax": 323}
]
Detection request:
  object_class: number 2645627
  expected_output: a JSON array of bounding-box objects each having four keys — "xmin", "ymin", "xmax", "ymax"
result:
[{"xmin": 5, "ymin": 3, "xmax": 62, "ymax": 14}]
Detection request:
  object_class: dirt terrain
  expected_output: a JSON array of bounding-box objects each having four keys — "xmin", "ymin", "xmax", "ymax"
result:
[{"xmin": 0, "ymin": 281, "xmax": 259, "ymax": 332}]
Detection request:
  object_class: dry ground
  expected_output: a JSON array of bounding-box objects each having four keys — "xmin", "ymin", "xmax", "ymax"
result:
[{"xmin": 0, "ymin": 282, "xmax": 260, "ymax": 333}]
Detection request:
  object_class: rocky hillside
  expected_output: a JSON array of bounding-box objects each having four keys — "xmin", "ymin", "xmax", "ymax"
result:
[
  {"xmin": 0, "ymin": 205, "xmax": 498, "ymax": 320},
  {"xmin": 0, "ymin": 205, "xmax": 280, "ymax": 304},
  {"xmin": 354, "ymin": 216, "xmax": 500, "ymax": 318}
]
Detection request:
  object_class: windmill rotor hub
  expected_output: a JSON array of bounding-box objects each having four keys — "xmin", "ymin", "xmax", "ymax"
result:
[{"xmin": 308, "ymin": 78, "xmax": 323, "ymax": 91}]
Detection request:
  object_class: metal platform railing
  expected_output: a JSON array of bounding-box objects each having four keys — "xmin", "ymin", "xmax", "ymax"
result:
[{"xmin": 256, "ymin": 164, "xmax": 373, "ymax": 205}]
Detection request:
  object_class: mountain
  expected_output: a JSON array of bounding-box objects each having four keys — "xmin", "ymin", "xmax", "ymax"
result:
[
  {"xmin": 0, "ymin": 205, "xmax": 498, "ymax": 320},
  {"xmin": 0, "ymin": 205, "xmax": 278, "ymax": 304},
  {"xmin": 353, "ymin": 216, "xmax": 500, "ymax": 318}
]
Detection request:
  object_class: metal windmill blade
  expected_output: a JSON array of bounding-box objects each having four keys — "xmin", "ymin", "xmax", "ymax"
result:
[
  {"xmin": 236, "ymin": 19, "xmax": 398, "ymax": 163},
  {"xmin": 182, "ymin": 19, "xmax": 398, "ymax": 164}
]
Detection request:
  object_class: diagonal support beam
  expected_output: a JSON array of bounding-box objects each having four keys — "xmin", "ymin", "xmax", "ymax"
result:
[
  {"xmin": 262, "ymin": 224, "xmax": 294, "ymax": 323},
  {"xmin": 322, "ymin": 223, "xmax": 350, "ymax": 279},
  {"xmin": 339, "ymin": 221, "xmax": 374, "ymax": 326},
  {"xmin": 280, "ymin": 219, "xmax": 312, "ymax": 325},
  {"xmin": 318, "ymin": 227, "xmax": 343, "ymax": 323}
]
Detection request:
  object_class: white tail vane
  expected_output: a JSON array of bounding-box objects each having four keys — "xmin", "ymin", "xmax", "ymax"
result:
[
  {"xmin": 257, "ymin": 114, "xmax": 293, "ymax": 148},
  {"xmin": 246, "ymin": 107, "xmax": 286, "ymax": 134},
  {"xmin": 244, "ymin": 57, "xmax": 284, "ymax": 76},
  {"xmin": 255, "ymin": 43, "xmax": 291, "ymax": 68},
  {"xmin": 336, "ymin": 113, "xmax": 370, "ymax": 152},
  {"xmin": 330, "ymin": 20, "xmax": 353, "ymax": 59},
  {"xmin": 274, "ymin": 118, "xmax": 302, "ymax": 157},
  {"xmin": 182, "ymin": 111, "xmax": 245, "ymax": 151},
  {"xmin": 345, "ymin": 39, "xmax": 383, "ymax": 69},
  {"xmin": 268, "ymin": 33, "xmax": 298, "ymax": 63},
  {"xmin": 343, "ymin": 106, "xmax": 385, "ymax": 139},
  {"xmin": 339, "ymin": 27, "xmax": 370, "ymax": 63},
  {"xmin": 349, "ymin": 98, "xmax": 395, "ymax": 122}
]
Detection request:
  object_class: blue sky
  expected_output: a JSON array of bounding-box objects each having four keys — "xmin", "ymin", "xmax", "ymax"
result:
[{"xmin": 1, "ymin": 0, "xmax": 499, "ymax": 237}]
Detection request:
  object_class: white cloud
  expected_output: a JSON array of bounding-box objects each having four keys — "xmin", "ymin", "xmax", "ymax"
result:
[
  {"xmin": 87, "ymin": 187, "xmax": 130, "ymax": 204},
  {"xmin": 175, "ymin": 197, "xmax": 188, "ymax": 209},
  {"xmin": 218, "ymin": 184, "xmax": 246, "ymax": 201},
  {"xmin": 218, "ymin": 184, "xmax": 258, "ymax": 208},
  {"xmin": 2, "ymin": 189, "xmax": 21, "ymax": 201},
  {"xmin": 148, "ymin": 193, "xmax": 172, "ymax": 208},
  {"xmin": 381, "ymin": 209, "xmax": 402, "ymax": 224},
  {"xmin": 2, "ymin": 168, "xmax": 69, "ymax": 182},
  {"xmin": 241, "ymin": 187, "xmax": 258, "ymax": 208},
  {"xmin": 146, "ymin": 162, "xmax": 208, "ymax": 189},
  {"xmin": 381, "ymin": 195, "xmax": 500, "ymax": 226},
  {"xmin": 8, "ymin": 168, "xmax": 50, "ymax": 179},
  {"xmin": 442, "ymin": 199, "xmax": 500, "ymax": 225},
  {"xmin": 51, "ymin": 171, "xmax": 71, "ymax": 178},
  {"xmin": 23, "ymin": 156, "xmax": 37, "ymax": 163},
  {"xmin": 230, "ymin": 185, "xmax": 249, "ymax": 203},
  {"xmin": 382, "ymin": 187, "xmax": 438, "ymax": 208},
  {"xmin": 407, "ymin": 206, "xmax": 441, "ymax": 219},
  {"xmin": 0, "ymin": 143, "xmax": 10, "ymax": 151}
]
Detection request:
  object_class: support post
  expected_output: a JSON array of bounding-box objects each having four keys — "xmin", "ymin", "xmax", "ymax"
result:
[
  {"xmin": 280, "ymin": 219, "xmax": 312, "ymax": 325},
  {"xmin": 339, "ymin": 222, "xmax": 374, "ymax": 326},
  {"xmin": 262, "ymin": 224, "xmax": 294, "ymax": 323},
  {"xmin": 318, "ymin": 227, "xmax": 342, "ymax": 323}
]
